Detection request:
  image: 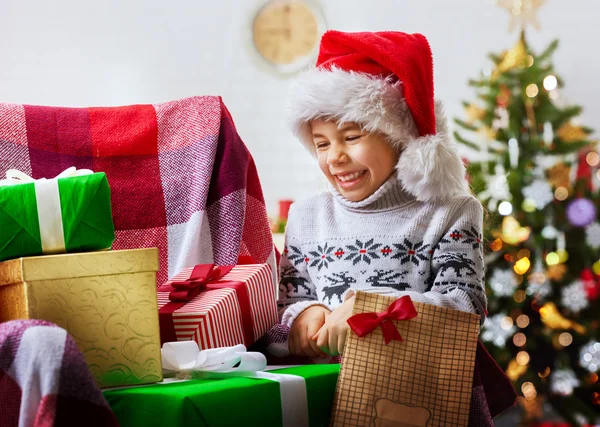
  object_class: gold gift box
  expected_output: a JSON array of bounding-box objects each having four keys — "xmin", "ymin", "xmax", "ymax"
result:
[{"xmin": 0, "ymin": 248, "xmax": 163, "ymax": 388}]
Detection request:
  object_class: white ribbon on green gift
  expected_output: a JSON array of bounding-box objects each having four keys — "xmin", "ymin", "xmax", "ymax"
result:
[
  {"xmin": 0, "ymin": 167, "xmax": 93, "ymax": 254},
  {"xmin": 162, "ymin": 342, "xmax": 309, "ymax": 427}
]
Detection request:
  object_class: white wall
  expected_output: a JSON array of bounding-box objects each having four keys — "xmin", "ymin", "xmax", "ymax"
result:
[{"xmin": 1, "ymin": 0, "xmax": 598, "ymax": 215}]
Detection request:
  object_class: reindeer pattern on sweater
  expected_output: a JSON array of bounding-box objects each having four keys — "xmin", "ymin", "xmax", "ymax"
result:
[{"xmin": 277, "ymin": 176, "xmax": 487, "ymax": 328}]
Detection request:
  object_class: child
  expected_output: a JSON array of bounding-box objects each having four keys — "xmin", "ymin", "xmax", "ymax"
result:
[{"xmin": 278, "ymin": 30, "xmax": 487, "ymax": 358}]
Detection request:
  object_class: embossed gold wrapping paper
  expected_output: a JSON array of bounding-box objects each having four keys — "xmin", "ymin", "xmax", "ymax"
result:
[{"xmin": 0, "ymin": 248, "xmax": 162, "ymax": 388}]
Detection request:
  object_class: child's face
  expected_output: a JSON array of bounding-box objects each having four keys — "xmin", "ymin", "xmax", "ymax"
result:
[{"xmin": 311, "ymin": 119, "xmax": 398, "ymax": 202}]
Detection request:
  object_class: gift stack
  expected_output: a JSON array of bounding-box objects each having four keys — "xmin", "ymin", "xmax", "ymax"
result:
[
  {"xmin": 0, "ymin": 168, "xmax": 163, "ymax": 388},
  {"xmin": 0, "ymin": 97, "xmax": 317, "ymax": 426}
]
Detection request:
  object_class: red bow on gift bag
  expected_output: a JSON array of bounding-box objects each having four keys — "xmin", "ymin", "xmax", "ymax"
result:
[{"xmin": 347, "ymin": 295, "xmax": 418, "ymax": 344}]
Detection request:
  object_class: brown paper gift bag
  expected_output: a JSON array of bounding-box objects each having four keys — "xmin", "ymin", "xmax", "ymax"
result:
[{"xmin": 330, "ymin": 291, "xmax": 480, "ymax": 427}]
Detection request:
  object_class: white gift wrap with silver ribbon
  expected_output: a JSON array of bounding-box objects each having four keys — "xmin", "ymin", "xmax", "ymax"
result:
[
  {"xmin": 0, "ymin": 167, "xmax": 93, "ymax": 254},
  {"xmin": 161, "ymin": 342, "xmax": 309, "ymax": 427}
]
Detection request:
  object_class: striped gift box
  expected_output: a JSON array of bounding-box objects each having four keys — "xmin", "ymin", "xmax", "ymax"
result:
[{"xmin": 157, "ymin": 264, "xmax": 276, "ymax": 349}]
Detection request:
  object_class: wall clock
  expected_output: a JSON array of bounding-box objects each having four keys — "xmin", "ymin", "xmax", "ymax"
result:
[{"xmin": 251, "ymin": 0, "xmax": 327, "ymax": 75}]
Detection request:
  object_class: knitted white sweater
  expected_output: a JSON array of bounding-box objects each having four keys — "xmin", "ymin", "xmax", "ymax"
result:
[{"xmin": 278, "ymin": 175, "xmax": 487, "ymax": 327}]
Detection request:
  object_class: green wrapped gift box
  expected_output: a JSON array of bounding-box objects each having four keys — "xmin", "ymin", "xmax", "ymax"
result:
[
  {"xmin": 0, "ymin": 171, "xmax": 115, "ymax": 261},
  {"xmin": 103, "ymin": 364, "xmax": 340, "ymax": 427}
]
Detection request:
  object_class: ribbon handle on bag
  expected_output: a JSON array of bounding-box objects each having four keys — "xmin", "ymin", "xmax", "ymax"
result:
[
  {"xmin": 347, "ymin": 295, "xmax": 418, "ymax": 344},
  {"xmin": 168, "ymin": 264, "xmax": 234, "ymax": 302}
]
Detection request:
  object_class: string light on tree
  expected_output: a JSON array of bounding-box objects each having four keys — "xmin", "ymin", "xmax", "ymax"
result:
[
  {"xmin": 514, "ymin": 257, "xmax": 531, "ymax": 275},
  {"xmin": 579, "ymin": 341, "xmax": 600, "ymax": 373},
  {"xmin": 498, "ymin": 201, "xmax": 513, "ymax": 216},
  {"xmin": 558, "ymin": 332, "xmax": 573, "ymax": 347},
  {"xmin": 586, "ymin": 151, "xmax": 600, "ymax": 167},
  {"xmin": 543, "ymin": 75, "xmax": 558, "ymax": 91},
  {"xmin": 554, "ymin": 186, "xmax": 569, "ymax": 201},
  {"xmin": 526, "ymin": 83, "xmax": 539, "ymax": 98}
]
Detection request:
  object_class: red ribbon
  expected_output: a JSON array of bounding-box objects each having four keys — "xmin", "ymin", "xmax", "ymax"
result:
[
  {"xmin": 158, "ymin": 264, "xmax": 255, "ymax": 347},
  {"xmin": 347, "ymin": 296, "xmax": 418, "ymax": 344}
]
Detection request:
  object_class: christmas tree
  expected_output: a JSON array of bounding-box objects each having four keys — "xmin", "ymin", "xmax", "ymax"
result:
[{"xmin": 454, "ymin": 2, "xmax": 599, "ymax": 426}]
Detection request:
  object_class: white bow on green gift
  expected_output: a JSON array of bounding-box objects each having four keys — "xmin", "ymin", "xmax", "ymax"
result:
[{"xmin": 161, "ymin": 342, "xmax": 309, "ymax": 427}]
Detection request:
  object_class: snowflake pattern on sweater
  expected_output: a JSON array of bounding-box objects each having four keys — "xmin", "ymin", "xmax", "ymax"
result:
[{"xmin": 277, "ymin": 176, "xmax": 487, "ymax": 328}]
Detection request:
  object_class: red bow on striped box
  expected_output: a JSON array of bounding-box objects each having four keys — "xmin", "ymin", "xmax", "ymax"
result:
[{"xmin": 158, "ymin": 263, "xmax": 277, "ymax": 350}]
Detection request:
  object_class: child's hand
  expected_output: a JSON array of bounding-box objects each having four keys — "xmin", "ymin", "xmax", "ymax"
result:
[
  {"xmin": 289, "ymin": 306, "xmax": 330, "ymax": 358},
  {"xmin": 312, "ymin": 292, "xmax": 356, "ymax": 356}
]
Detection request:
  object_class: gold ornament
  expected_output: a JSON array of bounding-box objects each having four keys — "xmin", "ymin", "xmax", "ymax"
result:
[
  {"xmin": 506, "ymin": 358, "xmax": 528, "ymax": 381},
  {"xmin": 519, "ymin": 395, "xmax": 544, "ymax": 420},
  {"xmin": 546, "ymin": 264, "xmax": 567, "ymax": 281},
  {"xmin": 465, "ymin": 103, "xmax": 487, "ymax": 124},
  {"xmin": 547, "ymin": 162, "xmax": 572, "ymax": 189},
  {"xmin": 539, "ymin": 302, "xmax": 586, "ymax": 334},
  {"xmin": 492, "ymin": 38, "xmax": 529, "ymax": 80},
  {"xmin": 556, "ymin": 122, "xmax": 588, "ymax": 143},
  {"xmin": 497, "ymin": 0, "xmax": 547, "ymax": 32},
  {"xmin": 498, "ymin": 216, "xmax": 531, "ymax": 245},
  {"xmin": 478, "ymin": 126, "xmax": 498, "ymax": 141}
]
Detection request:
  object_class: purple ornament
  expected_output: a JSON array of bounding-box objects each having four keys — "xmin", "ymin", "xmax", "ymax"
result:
[{"xmin": 567, "ymin": 198, "xmax": 597, "ymax": 227}]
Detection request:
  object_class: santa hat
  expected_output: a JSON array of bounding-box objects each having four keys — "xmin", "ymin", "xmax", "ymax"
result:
[{"xmin": 287, "ymin": 30, "xmax": 469, "ymax": 201}]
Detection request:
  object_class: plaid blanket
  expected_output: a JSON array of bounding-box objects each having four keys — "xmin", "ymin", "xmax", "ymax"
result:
[
  {"xmin": 0, "ymin": 96, "xmax": 276, "ymax": 287},
  {"xmin": 0, "ymin": 320, "xmax": 118, "ymax": 427}
]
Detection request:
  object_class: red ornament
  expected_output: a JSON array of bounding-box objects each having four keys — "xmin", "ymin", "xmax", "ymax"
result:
[
  {"xmin": 497, "ymin": 84, "xmax": 511, "ymax": 108},
  {"xmin": 577, "ymin": 150, "xmax": 593, "ymax": 192},
  {"xmin": 581, "ymin": 268, "xmax": 599, "ymax": 300}
]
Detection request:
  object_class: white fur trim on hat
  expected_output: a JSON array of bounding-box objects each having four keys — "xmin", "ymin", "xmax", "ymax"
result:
[
  {"xmin": 397, "ymin": 100, "xmax": 470, "ymax": 201},
  {"xmin": 286, "ymin": 68, "xmax": 469, "ymax": 201},
  {"xmin": 286, "ymin": 67, "xmax": 418, "ymax": 155}
]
